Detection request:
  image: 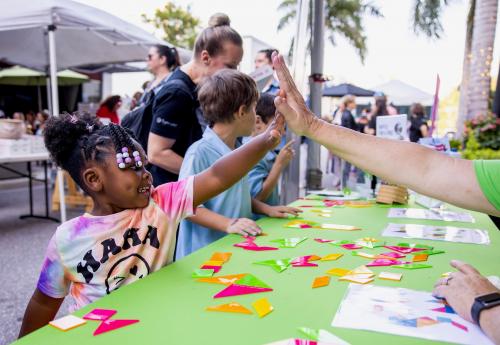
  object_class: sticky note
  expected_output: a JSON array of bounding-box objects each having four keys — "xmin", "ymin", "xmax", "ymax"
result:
[
  {"xmin": 252, "ymin": 298, "xmax": 274, "ymax": 318},
  {"xmin": 49, "ymin": 315, "xmax": 86, "ymax": 331},
  {"xmin": 320, "ymin": 253, "xmax": 343, "ymax": 261},
  {"xmin": 312, "ymin": 276, "xmax": 330, "ymax": 288},
  {"xmin": 378, "ymin": 272, "xmax": 403, "ymax": 281}
]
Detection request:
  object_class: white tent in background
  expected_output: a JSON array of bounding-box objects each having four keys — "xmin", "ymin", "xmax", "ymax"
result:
[
  {"xmin": 372, "ymin": 80, "xmax": 434, "ymax": 106},
  {"xmin": 0, "ymin": 0, "xmax": 168, "ymax": 222}
]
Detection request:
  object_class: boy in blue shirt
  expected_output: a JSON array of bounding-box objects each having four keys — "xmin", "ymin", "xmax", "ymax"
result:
[
  {"xmin": 176, "ymin": 69, "xmax": 300, "ymax": 259},
  {"xmin": 247, "ymin": 93, "xmax": 295, "ymax": 206}
]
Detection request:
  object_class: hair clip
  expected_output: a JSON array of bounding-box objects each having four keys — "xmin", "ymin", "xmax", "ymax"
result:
[
  {"xmin": 86, "ymin": 124, "xmax": 94, "ymax": 133},
  {"xmin": 69, "ymin": 114, "xmax": 78, "ymax": 124}
]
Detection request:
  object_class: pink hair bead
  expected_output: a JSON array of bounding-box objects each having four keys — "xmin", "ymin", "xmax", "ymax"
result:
[
  {"xmin": 121, "ymin": 147, "xmax": 128, "ymax": 153},
  {"xmin": 134, "ymin": 156, "xmax": 141, "ymax": 162},
  {"xmin": 125, "ymin": 157, "xmax": 132, "ymax": 164},
  {"xmin": 116, "ymin": 158, "xmax": 124, "ymax": 164}
]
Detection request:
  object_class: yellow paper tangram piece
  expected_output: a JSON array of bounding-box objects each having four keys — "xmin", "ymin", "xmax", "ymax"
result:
[
  {"xmin": 349, "ymin": 265, "xmax": 373, "ymax": 275},
  {"xmin": 326, "ymin": 268, "xmax": 350, "ymax": 277},
  {"xmin": 359, "ymin": 237, "xmax": 378, "ymax": 242},
  {"xmin": 412, "ymin": 254, "xmax": 429, "ymax": 262},
  {"xmin": 252, "ymin": 298, "xmax": 274, "ymax": 318},
  {"xmin": 201, "ymin": 260, "xmax": 224, "ymax": 268},
  {"xmin": 319, "ymin": 224, "xmax": 361, "ymax": 231},
  {"xmin": 378, "ymin": 272, "xmax": 403, "ymax": 281},
  {"xmin": 206, "ymin": 302, "xmax": 253, "ymax": 314},
  {"xmin": 312, "ymin": 276, "xmax": 330, "ymax": 288},
  {"xmin": 339, "ymin": 275, "xmax": 374, "ymax": 284},
  {"xmin": 210, "ymin": 252, "xmax": 232, "ymax": 263},
  {"xmin": 320, "ymin": 253, "xmax": 343, "ymax": 261},
  {"xmin": 49, "ymin": 315, "xmax": 87, "ymax": 331},
  {"xmin": 197, "ymin": 273, "xmax": 247, "ymax": 285}
]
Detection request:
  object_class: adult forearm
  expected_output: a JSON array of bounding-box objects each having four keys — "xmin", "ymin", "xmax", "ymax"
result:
[
  {"xmin": 479, "ymin": 305, "xmax": 500, "ymax": 344},
  {"xmin": 186, "ymin": 208, "xmax": 231, "ymax": 233},
  {"xmin": 256, "ymin": 164, "xmax": 282, "ymax": 201},
  {"xmin": 306, "ymin": 119, "xmax": 497, "ymax": 215},
  {"xmin": 149, "ymin": 149, "xmax": 183, "ymax": 174}
]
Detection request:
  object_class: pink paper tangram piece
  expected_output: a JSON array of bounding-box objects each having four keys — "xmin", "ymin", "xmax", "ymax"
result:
[
  {"xmin": 291, "ymin": 255, "xmax": 320, "ymax": 267},
  {"xmin": 294, "ymin": 340, "xmax": 318, "ymax": 345},
  {"xmin": 379, "ymin": 251, "xmax": 406, "ymax": 259},
  {"xmin": 366, "ymin": 259, "xmax": 401, "ymax": 267},
  {"xmin": 201, "ymin": 265, "xmax": 221, "ymax": 273},
  {"xmin": 214, "ymin": 284, "xmax": 273, "ymax": 298},
  {"xmin": 234, "ymin": 239, "xmax": 278, "ymax": 251},
  {"xmin": 341, "ymin": 243, "xmax": 363, "ymax": 250},
  {"xmin": 451, "ymin": 321, "xmax": 468, "ymax": 332},
  {"xmin": 314, "ymin": 238, "xmax": 334, "ymax": 243},
  {"xmin": 93, "ymin": 319, "xmax": 139, "ymax": 336},
  {"xmin": 300, "ymin": 224, "xmax": 313, "ymax": 229},
  {"xmin": 83, "ymin": 309, "xmax": 117, "ymax": 321},
  {"xmin": 384, "ymin": 246, "xmax": 425, "ymax": 254}
]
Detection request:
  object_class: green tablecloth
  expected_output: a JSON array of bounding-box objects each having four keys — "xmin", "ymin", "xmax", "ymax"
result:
[{"xmin": 15, "ymin": 198, "xmax": 499, "ymax": 345}]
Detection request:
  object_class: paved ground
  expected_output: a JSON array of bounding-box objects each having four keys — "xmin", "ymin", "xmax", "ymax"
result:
[{"xmin": 0, "ymin": 182, "xmax": 80, "ymax": 345}]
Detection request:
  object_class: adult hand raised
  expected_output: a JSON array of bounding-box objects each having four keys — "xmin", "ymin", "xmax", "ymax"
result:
[{"xmin": 272, "ymin": 52, "xmax": 323, "ymax": 136}]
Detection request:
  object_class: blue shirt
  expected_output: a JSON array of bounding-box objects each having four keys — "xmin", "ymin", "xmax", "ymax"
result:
[
  {"xmin": 262, "ymin": 78, "xmax": 280, "ymax": 95},
  {"xmin": 176, "ymin": 127, "xmax": 252, "ymax": 259}
]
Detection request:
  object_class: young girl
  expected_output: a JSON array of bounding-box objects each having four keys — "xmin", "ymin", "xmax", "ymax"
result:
[
  {"xmin": 175, "ymin": 69, "xmax": 300, "ymax": 259},
  {"xmin": 19, "ymin": 112, "xmax": 284, "ymax": 337}
]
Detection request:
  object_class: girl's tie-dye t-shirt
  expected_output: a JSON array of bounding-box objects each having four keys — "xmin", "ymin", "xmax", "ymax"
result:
[{"xmin": 37, "ymin": 177, "xmax": 194, "ymax": 312}]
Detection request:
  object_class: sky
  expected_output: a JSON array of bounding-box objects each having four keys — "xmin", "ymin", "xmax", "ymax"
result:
[{"xmin": 76, "ymin": 0, "xmax": 500, "ymax": 98}]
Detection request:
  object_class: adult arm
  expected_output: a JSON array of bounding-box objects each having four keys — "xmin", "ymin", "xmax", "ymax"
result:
[
  {"xmin": 18, "ymin": 289, "xmax": 64, "ymax": 338},
  {"xmin": 147, "ymin": 134, "xmax": 183, "ymax": 174},
  {"xmin": 272, "ymin": 53, "xmax": 499, "ymax": 216}
]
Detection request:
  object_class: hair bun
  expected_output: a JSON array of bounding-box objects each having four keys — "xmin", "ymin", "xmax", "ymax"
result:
[{"xmin": 208, "ymin": 13, "xmax": 231, "ymax": 27}]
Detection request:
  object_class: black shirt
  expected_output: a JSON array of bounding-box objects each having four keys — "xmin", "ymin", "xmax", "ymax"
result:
[
  {"xmin": 149, "ymin": 68, "xmax": 202, "ymax": 185},
  {"xmin": 409, "ymin": 115, "xmax": 428, "ymax": 143},
  {"xmin": 340, "ymin": 109, "xmax": 358, "ymax": 131}
]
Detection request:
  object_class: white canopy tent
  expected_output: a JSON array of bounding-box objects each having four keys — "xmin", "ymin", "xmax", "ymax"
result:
[
  {"xmin": 0, "ymin": 0, "xmax": 169, "ymax": 222},
  {"xmin": 372, "ymin": 80, "xmax": 434, "ymax": 106}
]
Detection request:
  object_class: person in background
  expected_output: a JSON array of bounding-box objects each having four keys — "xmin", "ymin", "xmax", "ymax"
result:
[
  {"xmin": 247, "ymin": 93, "xmax": 295, "ymax": 207},
  {"xmin": 254, "ymin": 48, "xmax": 280, "ymax": 95},
  {"xmin": 0, "ymin": 109, "xmax": 5, "ymax": 119},
  {"xmin": 148, "ymin": 13, "xmax": 244, "ymax": 186},
  {"xmin": 25, "ymin": 111, "xmax": 36, "ymax": 135},
  {"xmin": 13, "ymin": 112, "xmax": 25, "ymax": 121},
  {"xmin": 96, "ymin": 95, "xmax": 121, "ymax": 124},
  {"xmin": 139, "ymin": 44, "xmax": 180, "ymax": 106},
  {"xmin": 365, "ymin": 93, "xmax": 395, "ymax": 135},
  {"xmin": 129, "ymin": 91, "xmax": 143, "ymax": 111},
  {"xmin": 409, "ymin": 102, "xmax": 429, "ymax": 143},
  {"xmin": 272, "ymin": 52, "xmax": 500, "ymax": 344},
  {"xmin": 339, "ymin": 95, "xmax": 358, "ymax": 188},
  {"xmin": 35, "ymin": 110, "xmax": 49, "ymax": 136}
]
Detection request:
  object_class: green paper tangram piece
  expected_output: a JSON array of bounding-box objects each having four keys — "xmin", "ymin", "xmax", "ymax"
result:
[
  {"xmin": 329, "ymin": 240, "xmax": 353, "ymax": 247},
  {"xmin": 297, "ymin": 327, "xmax": 319, "ymax": 341},
  {"xmin": 254, "ymin": 259, "xmax": 292, "ymax": 273},
  {"xmin": 355, "ymin": 240, "xmax": 386, "ymax": 249},
  {"xmin": 192, "ymin": 268, "xmax": 215, "ymax": 278},
  {"xmin": 234, "ymin": 274, "xmax": 271, "ymax": 289},
  {"xmin": 270, "ymin": 237, "xmax": 308, "ymax": 248},
  {"xmin": 305, "ymin": 195, "xmax": 324, "ymax": 200},
  {"xmin": 397, "ymin": 242, "xmax": 434, "ymax": 250},
  {"xmin": 393, "ymin": 263, "xmax": 433, "ymax": 269},
  {"xmin": 419, "ymin": 249, "xmax": 445, "ymax": 255}
]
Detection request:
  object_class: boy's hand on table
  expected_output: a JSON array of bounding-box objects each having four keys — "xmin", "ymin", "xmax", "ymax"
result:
[
  {"xmin": 226, "ymin": 218, "xmax": 262, "ymax": 237},
  {"xmin": 433, "ymin": 260, "xmax": 499, "ymax": 323},
  {"xmin": 264, "ymin": 205, "xmax": 302, "ymax": 218}
]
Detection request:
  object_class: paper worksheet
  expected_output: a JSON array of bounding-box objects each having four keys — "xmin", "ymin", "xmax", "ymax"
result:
[{"xmin": 387, "ymin": 208, "xmax": 475, "ymax": 223}]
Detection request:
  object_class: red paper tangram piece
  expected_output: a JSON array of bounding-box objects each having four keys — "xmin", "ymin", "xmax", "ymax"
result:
[
  {"xmin": 214, "ymin": 284, "xmax": 273, "ymax": 298},
  {"xmin": 341, "ymin": 243, "xmax": 363, "ymax": 250},
  {"xmin": 200, "ymin": 265, "xmax": 222, "ymax": 273},
  {"xmin": 314, "ymin": 238, "xmax": 334, "ymax": 243},
  {"xmin": 93, "ymin": 319, "xmax": 139, "ymax": 336},
  {"xmin": 291, "ymin": 255, "xmax": 319, "ymax": 267},
  {"xmin": 379, "ymin": 252, "xmax": 406, "ymax": 259},
  {"xmin": 384, "ymin": 246, "xmax": 425, "ymax": 254},
  {"xmin": 83, "ymin": 309, "xmax": 117, "ymax": 321},
  {"xmin": 300, "ymin": 224, "xmax": 313, "ymax": 229},
  {"xmin": 366, "ymin": 259, "xmax": 403, "ymax": 267},
  {"xmin": 233, "ymin": 237, "xmax": 278, "ymax": 251},
  {"xmin": 451, "ymin": 320, "xmax": 468, "ymax": 332}
]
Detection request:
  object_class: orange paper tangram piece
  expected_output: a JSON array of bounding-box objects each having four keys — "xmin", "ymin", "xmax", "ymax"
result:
[
  {"xmin": 312, "ymin": 276, "xmax": 330, "ymax": 288},
  {"xmin": 412, "ymin": 253, "xmax": 429, "ymax": 262},
  {"xmin": 206, "ymin": 302, "xmax": 252, "ymax": 314},
  {"xmin": 197, "ymin": 273, "xmax": 247, "ymax": 285},
  {"xmin": 210, "ymin": 252, "xmax": 232, "ymax": 263}
]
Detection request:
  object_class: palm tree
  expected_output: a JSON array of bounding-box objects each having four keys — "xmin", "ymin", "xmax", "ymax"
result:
[
  {"xmin": 277, "ymin": 0, "xmax": 383, "ymax": 63},
  {"xmin": 412, "ymin": 0, "xmax": 498, "ymax": 135}
]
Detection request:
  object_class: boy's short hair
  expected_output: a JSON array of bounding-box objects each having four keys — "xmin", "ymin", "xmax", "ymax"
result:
[
  {"xmin": 256, "ymin": 93, "xmax": 276, "ymax": 124},
  {"xmin": 198, "ymin": 69, "xmax": 259, "ymax": 125}
]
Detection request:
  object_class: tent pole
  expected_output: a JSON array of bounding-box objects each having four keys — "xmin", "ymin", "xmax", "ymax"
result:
[
  {"xmin": 306, "ymin": 0, "xmax": 324, "ymax": 190},
  {"xmin": 48, "ymin": 25, "xmax": 67, "ymax": 223}
]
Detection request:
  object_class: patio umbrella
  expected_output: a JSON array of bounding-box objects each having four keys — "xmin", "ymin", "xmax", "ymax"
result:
[
  {"xmin": 0, "ymin": 0, "xmax": 165, "ymax": 222},
  {"xmin": 323, "ymin": 83, "xmax": 376, "ymax": 97},
  {"xmin": 0, "ymin": 65, "xmax": 88, "ymax": 86}
]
